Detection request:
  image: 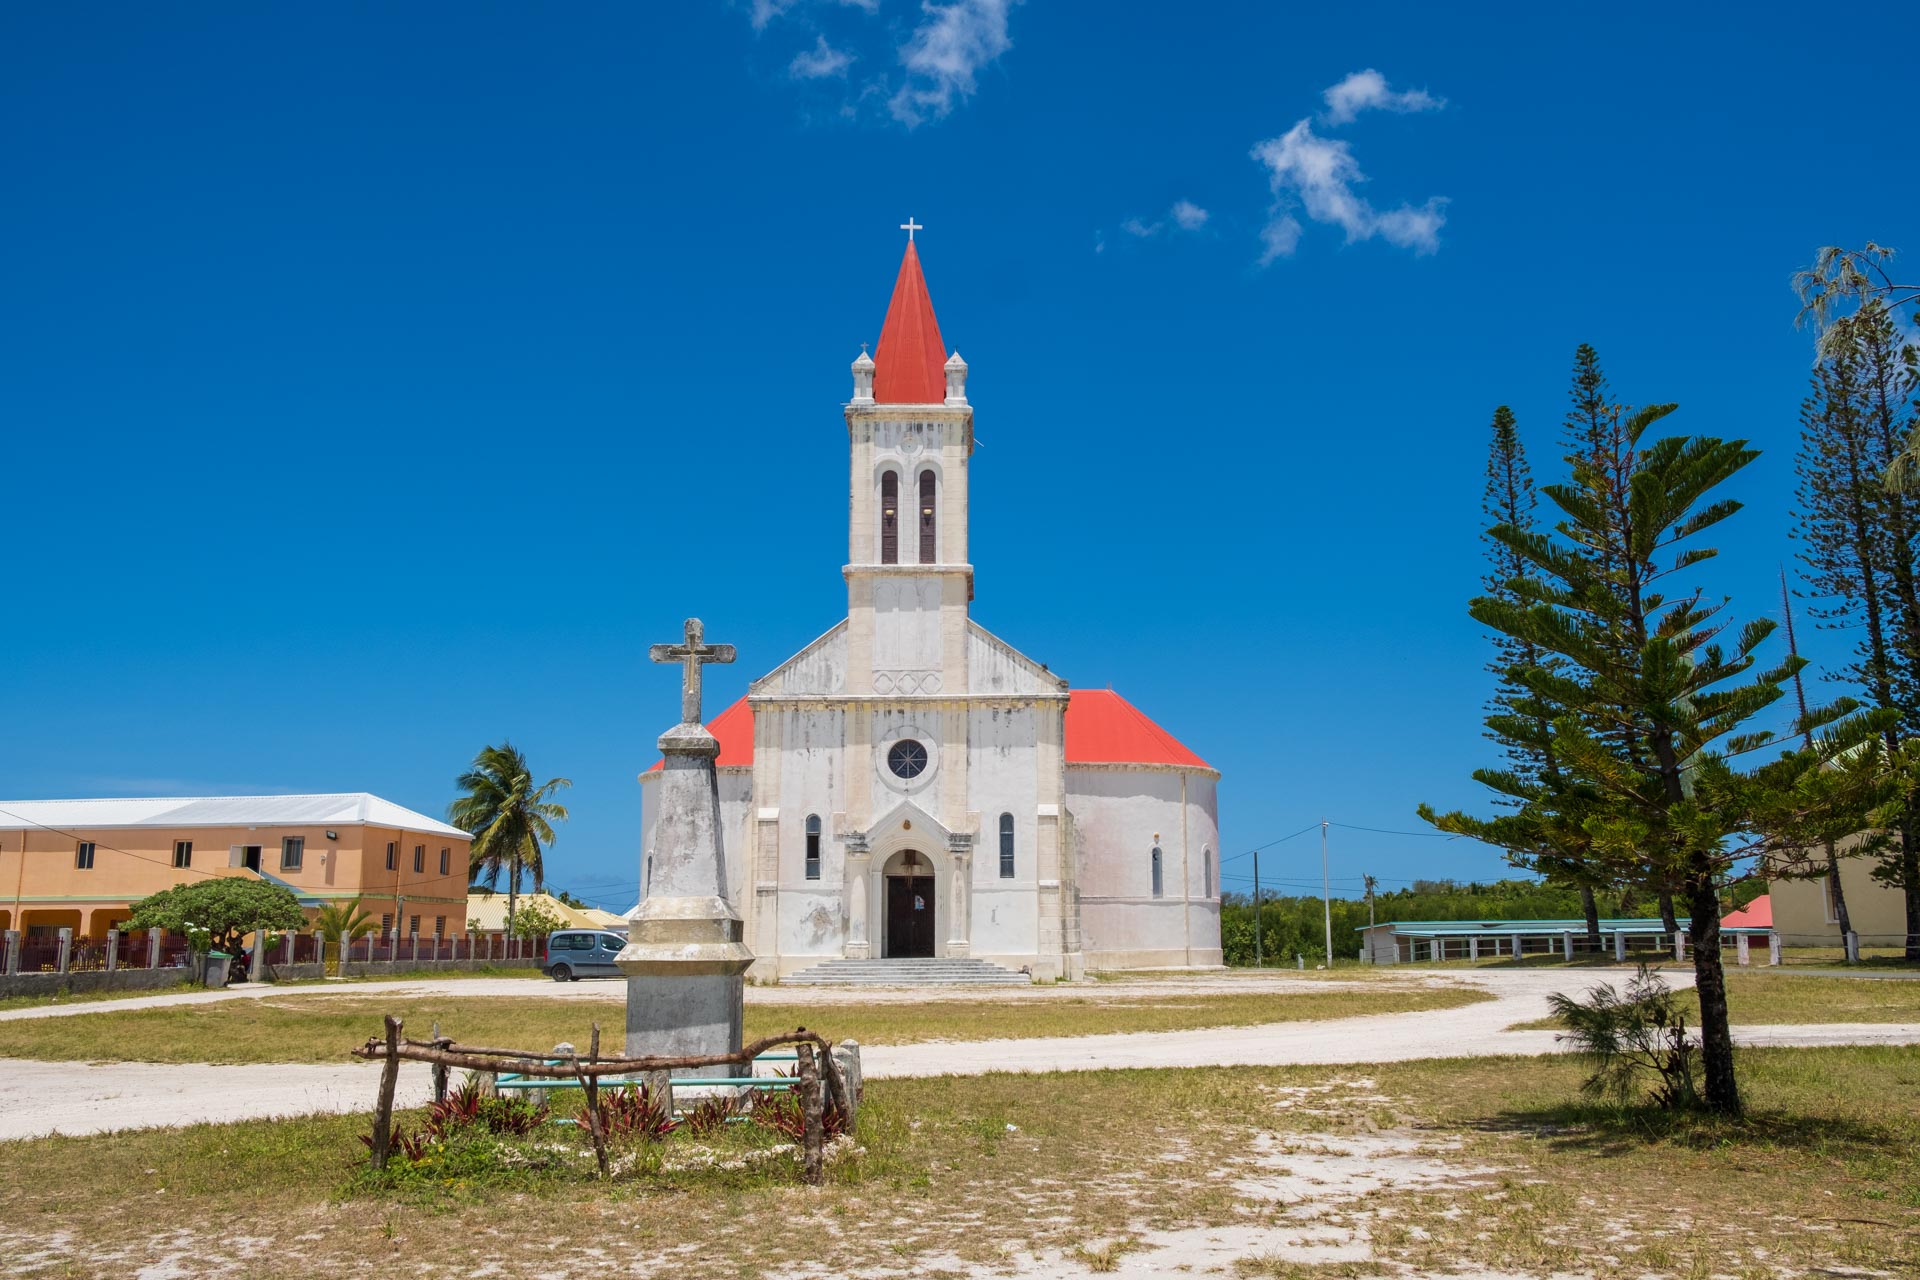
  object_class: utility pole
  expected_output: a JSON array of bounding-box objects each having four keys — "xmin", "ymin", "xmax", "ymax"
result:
[
  {"xmin": 1365, "ymin": 874, "xmax": 1377, "ymax": 927},
  {"xmin": 1320, "ymin": 820, "xmax": 1333, "ymax": 968},
  {"xmin": 1252, "ymin": 849, "xmax": 1263, "ymax": 968}
]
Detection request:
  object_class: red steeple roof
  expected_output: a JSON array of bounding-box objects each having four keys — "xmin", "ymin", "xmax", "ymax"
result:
[{"xmin": 872, "ymin": 241, "xmax": 949, "ymax": 404}]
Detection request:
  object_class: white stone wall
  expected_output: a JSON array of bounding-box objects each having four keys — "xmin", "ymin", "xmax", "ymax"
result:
[
  {"xmin": 966, "ymin": 702, "xmax": 1042, "ymax": 961},
  {"xmin": 1068, "ymin": 765, "xmax": 1222, "ymax": 968},
  {"xmin": 770, "ymin": 704, "xmax": 849, "ymax": 959}
]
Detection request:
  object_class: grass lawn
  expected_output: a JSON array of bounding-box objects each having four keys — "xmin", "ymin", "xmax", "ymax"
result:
[
  {"xmin": 0, "ymin": 985, "xmax": 1487, "ymax": 1064},
  {"xmin": 0, "ymin": 1047, "xmax": 1912, "ymax": 1277},
  {"xmin": 1507, "ymin": 969, "xmax": 1920, "ymax": 1030},
  {"xmin": 0, "ymin": 964, "xmax": 548, "ymax": 1014}
]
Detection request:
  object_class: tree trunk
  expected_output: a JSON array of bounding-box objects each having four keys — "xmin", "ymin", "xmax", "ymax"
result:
[
  {"xmin": 1685, "ymin": 871, "xmax": 1740, "ymax": 1114},
  {"xmin": 1658, "ymin": 890, "xmax": 1679, "ymax": 936},
  {"xmin": 1823, "ymin": 839, "xmax": 1853, "ymax": 943},
  {"xmin": 507, "ymin": 862, "xmax": 519, "ymax": 939},
  {"xmin": 1579, "ymin": 883, "xmax": 1601, "ymax": 949}
]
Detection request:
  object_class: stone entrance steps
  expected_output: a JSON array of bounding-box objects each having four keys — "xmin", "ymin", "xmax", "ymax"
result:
[{"xmin": 783, "ymin": 957, "xmax": 1030, "ymax": 987}]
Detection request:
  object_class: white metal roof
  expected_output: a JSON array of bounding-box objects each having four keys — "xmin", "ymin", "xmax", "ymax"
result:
[{"xmin": 0, "ymin": 793, "xmax": 468, "ymax": 839}]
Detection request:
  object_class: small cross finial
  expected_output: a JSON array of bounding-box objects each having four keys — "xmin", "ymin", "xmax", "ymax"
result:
[
  {"xmin": 900, "ymin": 217, "xmax": 923, "ymax": 242},
  {"xmin": 648, "ymin": 617, "xmax": 736, "ymax": 725}
]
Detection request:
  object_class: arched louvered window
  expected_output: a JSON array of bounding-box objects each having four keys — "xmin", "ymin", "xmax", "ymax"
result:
[
  {"xmin": 1203, "ymin": 846, "xmax": 1213, "ymax": 898},
  {"xmin": 880, "ymin": 472, "xmax": 899, "ymax": 565},
  {"xmin": 918, "ymin": 469, "xmax": 937, "ymax": 564},
  {"xmin": 805, "ymin": 814, "xmax": 822, "ymax": 881},
  {"xmin": 1151, "ymin": 846, "xmax": 1164, "ymax": 898},
  {"xmin": 998, "ymin": 812, "xmax": 1015, "ymax": 879}
]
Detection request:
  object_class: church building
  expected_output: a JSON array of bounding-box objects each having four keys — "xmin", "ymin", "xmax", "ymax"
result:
[{"xmin": 638, "ymin": 237, "xmax": 1222, "ymax": 980}]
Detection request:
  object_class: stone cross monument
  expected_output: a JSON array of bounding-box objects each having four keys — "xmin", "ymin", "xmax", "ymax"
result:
[{"xmin": 618, "ymin": 618, "xmax": 754, "ymax": 1070}]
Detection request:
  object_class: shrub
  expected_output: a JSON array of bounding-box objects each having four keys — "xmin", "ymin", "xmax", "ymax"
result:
[
  {"xmin": 749, "ymin": 1087, "xmax": 851, "ymax": 1142},
  {"xmin": 1547, "ymin": 963, "xmax": 1700, "ymax": 1109},
  {"xmin": 424, "ymin": 1081, "xmax": 485, "ymax": 1138},
  {"xmin": 475, "ymin": 1094, "xmax": 550, "ymax": 1136},
  {"xmin": 683, "ymin": 1094, "xmax": 740, "ymax": 1138},
  {"xmin": 595, "ymin": 1084, "xmax": 679, "ymax": 1143},
  {"xmin": 359, "ymin": 1125, "xmax": 432, "ymax": 1163}
]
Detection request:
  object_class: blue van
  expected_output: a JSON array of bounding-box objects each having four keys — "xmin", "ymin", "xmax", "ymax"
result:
[{"xmin": 544, "ymin": 929, "xmax": 628, "ymax": 981}]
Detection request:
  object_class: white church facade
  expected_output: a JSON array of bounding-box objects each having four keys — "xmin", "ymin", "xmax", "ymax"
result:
[{"xmin": 638, "ymin": 239, "xmax": 1222, "ymax": 980}]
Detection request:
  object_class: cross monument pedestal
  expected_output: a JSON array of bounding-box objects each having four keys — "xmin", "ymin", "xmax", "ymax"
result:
[{"xmin": 618, "ymin": 619, "xmax": 755, "ymax": 1074}]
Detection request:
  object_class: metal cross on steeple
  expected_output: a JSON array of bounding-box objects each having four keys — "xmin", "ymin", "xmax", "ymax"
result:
[
  {"xmin": 900, "ymin": 217, "xmax": 923, "ymax": 242},
  {"xmin": 649, "ymin": 618, "xmax": 736, "ymax": 725}
]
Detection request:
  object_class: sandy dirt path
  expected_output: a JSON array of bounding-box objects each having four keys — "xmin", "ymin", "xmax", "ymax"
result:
[{"xmin": 1, "ymin": 968, "xmax": 1914, "ymax": 1141}]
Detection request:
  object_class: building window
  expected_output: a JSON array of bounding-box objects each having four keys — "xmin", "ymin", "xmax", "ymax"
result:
[
  {"xmin": 439, "ymin": 847, "xmax": 450, "ymax": 876},
  {"xmin": 281, "ymin": 837, "xmax": 305, "ymax": 871},
  {"xmin": 887, "ymin": 739, "xmax": 928, "ymax": 779},
  {"xmin": 385, "ymin": 842, "xmax": 396, "ymax": 871},
  {"xmin": 408, "ymin": 915, "xmax": 420, "ymax": 937},
  {"xmin": 880, "ymin": 470, "xmax": 899, "ymax": 564},
  {"xmin": 999, "ymin": 813, "xmax": 1015, "ymax": 879},
  {"xmin": 413, "ymin": 845, "xmax": 425, "ymax": 874},
  {"xmin": 1151, "ymin": 846, "xmax": 1163, "ymax": 898},
  {"xmin": 173, "ymin": 840, "xmax": 193, "ymax": 869},
  {"xmin": 918, "ymin": 469, "xmax": 937, "ymax": 563},
  {"xmin": 1822, "ymin": 872, "xmax": 1838, "ymax": 925},
  {"xmin": 805, "ymin": 814, "xmax": 822, "ymax": 880},
  {"xmin": 381, "ymin": 913, "xmax": 394, "ymax": 934},
  {"xmin": 434, "ymin": 915, "xmax": 445, "ymax": 937},
  {"xmin": 76, "ymin": 842, "xmax": 96, "ymax": 870}
]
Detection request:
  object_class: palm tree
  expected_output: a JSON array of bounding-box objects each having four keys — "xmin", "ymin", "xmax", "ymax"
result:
[
  {"xmin": 314, "ymin": 898, "xmax": 378, "ymax": 943},
  {"xmin": 314, "ymin": 898, "xmax": 378, "ymax": 973},
  {"xmin": 449, "ymin": 742, "xmax": 571, "ymax": 934}
]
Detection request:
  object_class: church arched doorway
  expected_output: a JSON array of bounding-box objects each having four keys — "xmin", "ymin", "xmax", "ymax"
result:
[{"xmin": 882, "ymin": 849, "xmax": 936, "ymax": 958}]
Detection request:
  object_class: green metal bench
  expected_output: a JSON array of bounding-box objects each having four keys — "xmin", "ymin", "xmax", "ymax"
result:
[{"xmin": 492, "ymin": 1051, "xmax": 802, "ymax": 1117}]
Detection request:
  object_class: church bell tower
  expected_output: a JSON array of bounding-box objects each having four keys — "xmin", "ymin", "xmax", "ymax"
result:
[{"xmin": 843, "ymin": 234, "xmax": 973, "ymax": 699}]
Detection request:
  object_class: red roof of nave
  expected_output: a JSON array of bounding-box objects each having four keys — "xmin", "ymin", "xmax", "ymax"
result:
[
  {"xmin": 872, "ymin": 241, "xmax": 949, "ymax": 404},
  {"xmin": 1063, "ymin": 689, "xmax": 1213, "ymax": 770},
  {"xmin": 649, "ymin": 689, "xmax": 1210, "ymax": 772}
]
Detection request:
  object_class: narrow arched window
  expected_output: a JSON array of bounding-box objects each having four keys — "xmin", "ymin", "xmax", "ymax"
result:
[
  {"xmin": 1151, "ymin": 846, "xmax": 1164, "ymax": 898},
  {"xmin": 999, "ymin": 812, "xmax": 1015, "ymax": 879},
  {"xmin": 1203, "ymin": 846, "xmax": 1213, "ymax": 898},
  {"xmin": 880, "ymin": 472, "xmax": 899, "ymax": 564},
  {"xmin": 918, "ymin": 469, "xmax": 936, "ymax": 564},
  {"xmin": 804, "ymin": 814, "xmax": 822, "ymax": 881}
]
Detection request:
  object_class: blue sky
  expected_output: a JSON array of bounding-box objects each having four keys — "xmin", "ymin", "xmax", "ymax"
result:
[{"xmin": 4, "ymin": 2, "xmax": 1916, "ymax": 911}]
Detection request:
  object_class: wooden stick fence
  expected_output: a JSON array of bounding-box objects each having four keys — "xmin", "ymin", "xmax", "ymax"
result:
[{"xmin": 353, "ymin": 1015, "xmax": 852, "ymax": 1184}]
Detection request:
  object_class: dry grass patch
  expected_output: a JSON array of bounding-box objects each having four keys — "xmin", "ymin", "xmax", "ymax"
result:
[
  {"xmin": 0, "ymin": 1048, "xmax": 1911, "ymax": 1277},
  {"xmin": 1507, "ymin": 968, "xmax": 1920, "ymax": 1029},
  {"xmin": 0, "ymin": 986, "xmax": 1488, "ymax": 1064}
]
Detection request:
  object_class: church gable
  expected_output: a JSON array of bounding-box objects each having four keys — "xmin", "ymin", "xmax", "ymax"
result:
[
  {"xmin": 752, "ymin": 620, "xmax": 849, "ymax": 696},
  {"xmin": 968, "ymin": 622, "xmax": 1067, "ymax": 696}
]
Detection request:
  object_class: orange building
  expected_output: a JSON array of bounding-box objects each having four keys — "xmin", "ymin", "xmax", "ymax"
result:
[{"xmin": 0, "ymin": 794, "xmax": 472, "ymax": 943}]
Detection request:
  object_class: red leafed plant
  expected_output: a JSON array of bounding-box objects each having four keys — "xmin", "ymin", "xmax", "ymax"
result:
[
  {"xmin": 423, "ymin": 1080, "xmax": 485, "ymax": 1138},
  {"xmin": 749, "ymin": 1087, "xmax": 851, "ymax": 1142},
  {"xmin": 594, "ymin": 1085, "xmax": 679, "ymax": 1142},
  {"xmin": 359, "ymin": 1125, "xmax": 432, "ymax": 1163},
  {"xmin": 475, "ymin": 1094, "xmax": 550, "ymax": 1137},
  {"xmin": 682, "ymin": 1094, "xmax": 741, "ymax": 1138}
]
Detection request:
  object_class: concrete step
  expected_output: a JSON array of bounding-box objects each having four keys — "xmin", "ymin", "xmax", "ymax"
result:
[{"xmin": 784, "ymin": 957, "xmax": 1031, "ymax": 987}]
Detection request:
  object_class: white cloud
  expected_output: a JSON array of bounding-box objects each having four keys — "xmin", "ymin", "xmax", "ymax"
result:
[
  {"xmin": 1119, "ymin": 200, "xmax": 1211, "ymax": 241},
  {"xmin": 1250, "ymin": 118, "xmax": 1447, "ymax": 261},
  {"xmin": 1320, "ymin": 68, "xmax": 1444, "ymax": 126},
  {"xmin": 1257, "ymin": 215, "xmax": 1302, "ymax": 266},
  {"xmin": 790, "ymin": 34, "xmax": 854, "ymax": 78},
  {"xmin": 749, "ymin": 0, "xmax": 877, "ymax": 31},
  {"xmin": 888, "ymin": 0, "xmax": 1016, "ymax": 127}
]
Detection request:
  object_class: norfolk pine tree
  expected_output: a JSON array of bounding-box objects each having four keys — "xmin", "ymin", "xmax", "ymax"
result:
[
  {"xmin": 1480, "ymin": 405, "xmax": 1604, "ymax": 946},
  {"xmin": 1424, "ymin": 402, "xmax": 1880, "ymax": 1112}
]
